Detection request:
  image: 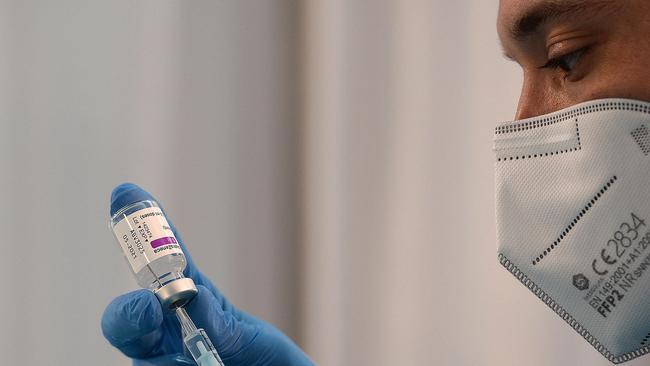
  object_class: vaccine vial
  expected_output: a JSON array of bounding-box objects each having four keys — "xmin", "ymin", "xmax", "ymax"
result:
[{"xmin": 110, "ymin": 199, "xmax": 197, "ymax": 309}]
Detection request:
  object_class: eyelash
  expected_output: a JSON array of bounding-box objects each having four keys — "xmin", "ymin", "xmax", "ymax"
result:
[{"xmin": 540, "ymin": 47, "xmax": 587, "ymax": 73}]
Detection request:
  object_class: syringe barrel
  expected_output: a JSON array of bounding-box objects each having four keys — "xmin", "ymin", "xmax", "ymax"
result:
[{"xmin": 183, "ymin": 328, "xmax": 225, "ymax": 366}]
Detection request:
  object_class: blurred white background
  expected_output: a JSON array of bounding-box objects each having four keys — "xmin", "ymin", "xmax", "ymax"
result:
[{"xmin": 0, "ymin": 0, "xmax": 645, "ymax": 365}]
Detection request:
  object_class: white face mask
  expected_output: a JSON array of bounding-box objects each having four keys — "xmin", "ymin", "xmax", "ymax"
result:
[{"xmin": 494, "ymin": 98, "xmax": 650, "ymax": 364}]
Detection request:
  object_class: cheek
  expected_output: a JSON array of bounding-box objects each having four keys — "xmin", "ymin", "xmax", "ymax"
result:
[
  {"xmin": 611, "ymin": 59, "xmax": 650, "ymax": 102},
  {"xmin": 575, "ymin": 72, "xmax": 650, "ymax": 104},
  {"xmin": 573, "ymin": 27, "xmax": 650, "ymax": 103},
  {"xmin": 565, "ymin": 47, "xmax": 650, "ymax": 104}
]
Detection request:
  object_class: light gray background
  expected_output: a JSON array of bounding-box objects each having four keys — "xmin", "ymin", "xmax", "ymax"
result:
[
  {"xmin": 0, "ymin": 1, "xmax": 300, "ymax": 364},
  {"xmin": 0, "ymin": 1, "xmax": 646, "ymax": 365}
]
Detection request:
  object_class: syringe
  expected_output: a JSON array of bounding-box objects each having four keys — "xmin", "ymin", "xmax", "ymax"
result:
[{"xmin": 176, "ymin": 307, "xmax": 225, "ymax": 366}]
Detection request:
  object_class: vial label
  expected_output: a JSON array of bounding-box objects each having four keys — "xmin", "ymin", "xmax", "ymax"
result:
[{"xmin": 112, "ymin": 207, "xmax": 183, "ymax": 273}]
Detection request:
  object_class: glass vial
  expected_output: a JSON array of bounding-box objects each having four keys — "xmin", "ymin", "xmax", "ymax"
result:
[{"xmin": 110, "ymin": 199, "xmax": 197, "ymax": 309}]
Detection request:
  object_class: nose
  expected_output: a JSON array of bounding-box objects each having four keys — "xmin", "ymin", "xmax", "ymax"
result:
[
  {"xmin": 514, "ymin": 73, "xmax": 566, "ymax": 120},
  {"xmin": 515, "ymin": 97, "xmax": 534, "ymax": 121},
  {"xmin": 515, "ymin": 75, "xmax": 544, "ymax": 120}
]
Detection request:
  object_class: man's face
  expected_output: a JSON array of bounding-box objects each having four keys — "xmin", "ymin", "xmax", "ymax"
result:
[{"xmin": 498, "ymin": 0, "xmax": 650, "ymax": 120}]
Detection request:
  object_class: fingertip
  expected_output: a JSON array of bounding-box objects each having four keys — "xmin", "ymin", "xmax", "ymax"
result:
[
  {"xmin": 184, "ymin": 285, "xmax": 231, "ymax": 335},
  {"xmin": 185, "ymin": 285, "xmax": 253, "ymax": 358},
  {"xmin": 110, "ymin": 183, "xmax": 156, "ymax": 216},
  {"xmin": 101, "ymin": 289, "xmax": 164, "ymax": 348},
  {"xmin": 185, "ymin": 285, "xmax": 221, "ymax": 315}
]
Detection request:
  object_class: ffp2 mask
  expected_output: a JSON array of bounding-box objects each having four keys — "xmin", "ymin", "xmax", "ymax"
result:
[{"xmin": 494, "ymin": 98, "xmax": 650, "ymax": 364}]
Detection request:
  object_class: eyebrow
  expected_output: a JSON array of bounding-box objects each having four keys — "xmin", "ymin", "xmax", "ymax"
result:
[{"xmin": 510, "ymin": 0, "xmax": 617, "ymax": 41}]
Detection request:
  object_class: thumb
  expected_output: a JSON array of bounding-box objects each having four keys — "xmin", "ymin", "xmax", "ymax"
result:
[{"xmin": 101, "ymin": 289, "xmax": 165, "ymax": 359}]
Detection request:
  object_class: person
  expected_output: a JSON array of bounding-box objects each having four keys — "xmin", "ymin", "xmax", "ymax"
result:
[
  {"xmin": 103, "ymin": 0, "xmax": 650, "ymax": 364},
  {"xmin": 495, "ymin": 0, "xmax": 650, "ymax": 363}
]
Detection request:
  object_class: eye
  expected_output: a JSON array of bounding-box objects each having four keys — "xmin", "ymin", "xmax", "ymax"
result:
[{"xmin": 539, "ymin": 48, "xmax": 586, "ymax": 73}]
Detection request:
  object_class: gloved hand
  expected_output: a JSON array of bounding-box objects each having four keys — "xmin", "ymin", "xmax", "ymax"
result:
[{"xmin": 101, "ymin": 183, "xmax": 313, "ymax": 366}]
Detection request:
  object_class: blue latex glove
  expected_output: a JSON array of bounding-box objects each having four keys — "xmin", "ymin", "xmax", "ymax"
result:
[{"xmin": 101, "ymin": 183, "xmax": 314, "ymax": 366}]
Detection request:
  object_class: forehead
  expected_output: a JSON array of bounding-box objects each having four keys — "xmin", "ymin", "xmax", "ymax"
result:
[
  {"xmin": 497, "ymin": 0, "xmax": 617, "ymax": 45},
  {"xmin": 498, "ymin": 0, "xmax": 550, "ymax": 42},
  {"xmin": 497, "ymin": 0, "xmax": 541, "ymax": 31}
]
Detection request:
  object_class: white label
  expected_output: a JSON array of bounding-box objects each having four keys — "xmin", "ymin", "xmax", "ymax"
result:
[{"xmin": 112, "ymin": 207, "xmax": 183, "ymax": 273}]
